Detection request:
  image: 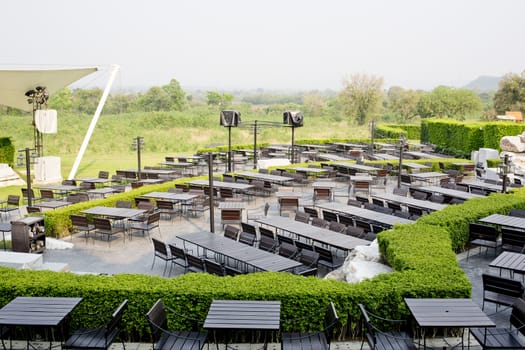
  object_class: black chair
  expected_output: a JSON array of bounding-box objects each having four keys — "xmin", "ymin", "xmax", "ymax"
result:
[
  {"xmin": 510, "ymin": 209, "xmax": 525, "ymax": 218},
  {"xmin": 294, "ymin": 211, "xmax": 311, "ymax": 223},
  {"xmin": 21, "ymin": 188, "xmax": 41, "ymax": 204},
  {"xmin": 328, "ymin": 221, "xmax": 346, "ymax": 233},
  {"xmin": 292, "ymin": 250, "xmax": 319, "ymax": 276},
  {"xmin": 338, "ymin": 215, "xmax": 354, "ymax": 227},
  {"xmin": 241, "ymin": 222, "xmax": 257, "ymax": 235},
  {"xmin": 467, "ymin": 223, "xmax": 501, "ymax": 260},
  {"xmin": 359, "ymin": 303, "xmax": 416, "ymax": 350},
  {"xmin": 258, "ymin": 235, "xmax": 278, "ymax": 253},
  {"xmin": 186, "ymin": 253, "xmax": 205, "ymax": 273},
  {"xmin": 278, "ymin": 242, "xmax": 299, "ymax": 259},
  {"xmin": 502, "ymin": 227, "xmax": 525, "ymax": 253},
  {"xmin": 315, "ymin": 245, "xmax": 344, "ymax": 271},
  {"xmin": 277, "ymin": 234, "xmax": 295, "ymax": 246},
  {"xmin": 151, "ymin": 238, "xmax": 172, "ymax": 276},
  {"xmin": 322, "ymin": 210, "xmax": 338, "ymax": 223},
  {"xmin": 303, "ymin": 206, "xmax": 319, "ymax": 218},
  {"xmin": 259, "ymin": 226, "xmax": 275, "ymax": 239},
  {"xmin": 168, "ymin": 244, "xmax": 189, "ymax": 274},
  {"xmin": 311, "ymin": 217, "xmax": 329, "ymax": 229},
  {"xmin": 70, "ymin": 214, "xmax": 95, "ymax": 242},
  {"xmin": 0, "ymin": 195, "xmax": 20, "ymax": 221},
  {"xmin": 156, "ymin": 200, "xmax": 180, "ymax": 221},
  {"xmin": 482, "ymin": 273, "xmax": 524, "ymax": 310},
  {"xmin": 146, "ymin": 299, "xmax": 207, "ymax": 350},
  {"xmin": 295, "ymin": 240, "xmax": 314, "ymax": 253},
  {"xmin": 387, "ymin": 202, "xmax": 402, "ymax": 212},
  {"xmin": 238, "ymin": 231, "xmax": 256, "ymax": 246},
  {"xmin": 93, "ymin": 218, "xmax": 126, "ymax": 247},
  {"xmin": 203, "ymin": 258, "xmax": 226, "ymax": 276},
  {"xmin": 223, "ymin": 225, "xmax": 240, "ymax": 241},
  {"xmin": 63, "ymin": 300, "xmax": 128, "ymax": 350},
  {"xmin": 281, "ymin": 302, "xmax": 339, "ymax": 350},
  {"xmin": 345, "ymin": 226, "xmax": 367, "ymax": 239},
  {"xmin": 129, "ymin": 211, "xmax": 161, "ymax": 239},
  {"xmin": 470, "ymin": 298, "xmax": 525, "ymax": 350}
]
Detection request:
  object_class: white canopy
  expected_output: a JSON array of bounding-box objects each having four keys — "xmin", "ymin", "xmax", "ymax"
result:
[{"xmin": 0, "ymin": 67, "xmax": 97, "ymax": 112}]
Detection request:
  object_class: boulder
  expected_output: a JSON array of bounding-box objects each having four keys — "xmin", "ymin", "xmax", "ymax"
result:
[{"xmin": 500, "ymin": 136, "xmax": 525, "ymax": 153}]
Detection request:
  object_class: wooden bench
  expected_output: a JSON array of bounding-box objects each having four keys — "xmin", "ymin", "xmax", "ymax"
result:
[
  {"xmin": 467, "ymin": 223, "xmax": 501, "ymax": 260},
  {"xmin": 482, "ymin": 273, "xmax": 524, "ymax": 310},
  {"xmin": 63, "ymin": 299, "xmax": 128, "ymax": 350},
  {"xmin": 359, "ymin": 303, "xmax": 417, "ymax": 350},
  {"xmin": 281, "ymin": 302, "xmax": 339, "ymax": 350}
]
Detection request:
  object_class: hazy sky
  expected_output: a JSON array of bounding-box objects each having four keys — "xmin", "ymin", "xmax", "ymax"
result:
[{"xmin": 2, "ymin": 0, "xmax": 525, "ymax": 92}]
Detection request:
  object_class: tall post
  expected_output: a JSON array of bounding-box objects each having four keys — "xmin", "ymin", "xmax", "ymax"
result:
[
  {"xmin": 208, "ymin": 153, "xmax": 215, "ymax": 233},
  {"xmin": 502, "ymin": 154, "xmax": 509, "ymax": 194},
  {"xmin": 291, "ymin": 126, "xmax": 295, "ymax": 164},
  {"xmin": 228, "ymin": 126, "xmax": 232, "ymax": 173},
  {"xmin": 370, "ymin": 120, "xmax": 375, "ymax": 155},
  {"xmin": 25, "ymin": 148, "xmax": 33, "ymax": 207},
  {"xmin": 253, "ymin": 120, "xmax": 258, "ymax": 169},
  {"xmin": 397, "ymin": 135, "xmax": 405, "ymax": 189},
  {"xmin": 136, "ymin": 136, "xmax": 143, "ymax": 181}
]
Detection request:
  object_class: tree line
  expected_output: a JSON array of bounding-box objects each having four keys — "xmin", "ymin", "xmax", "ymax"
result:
[{"xmin": 2, "ymin": 71, "xmax": 525, "ymax": 125}]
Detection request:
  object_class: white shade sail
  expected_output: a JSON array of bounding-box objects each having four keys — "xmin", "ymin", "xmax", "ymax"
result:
[{"xmin": 0, "ymin": 67, "xmax": 97, "ymax": 112}]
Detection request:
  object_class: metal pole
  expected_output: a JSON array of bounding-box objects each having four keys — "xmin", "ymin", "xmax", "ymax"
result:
[
  {"xmin": 397, "ymin": 139, "xmax": 404, "ymax": 189},
  {"xmin": 228, "ymin": 126, "xmax": 232, "ymax": 173},
  {"xmin": 502, "ymin": 154, "xmax": 509, "ymax": 194},
  {"xmin": 137, "ymin": 136, "xmax": 142, "ymax": 181},
  {"xmin": 253, "ymin": 120, "xmax": 258, "ymax": 170},
  {"xmin": 291, "ymin": 126, "xmax": 295, "ymax": 164},
  {"xmin": 25, "ymin": 148, "xmax": 33, "ymax": 207},
  {"xmin": 208, "ymin": 153, "xmax": 215, "ymax": 233}
]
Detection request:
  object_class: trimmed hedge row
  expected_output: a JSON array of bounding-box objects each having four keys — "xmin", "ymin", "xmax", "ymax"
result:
[
  {"xmin": 6, "ymin": 161, "xmax": 525, "ymax": 341},
  {"xmin": 375, "ymin": 124, "xmax": 421, "ymax": 140},
  {"xmin": 421, "ymin": 119, "xmax": 525, "ymax": 157},
  {"xmin": 0, "ymin": 137, "xmax": 15, "ymax": 167}
]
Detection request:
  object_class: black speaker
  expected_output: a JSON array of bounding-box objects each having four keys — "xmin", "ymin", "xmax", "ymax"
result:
[
  {"xmin": 283, "ymin": 110, "xmax": 304, "ymax": 127},
  {"xmin": 220, "ymin": 110, "xmax": 241, "ymax": 127}
]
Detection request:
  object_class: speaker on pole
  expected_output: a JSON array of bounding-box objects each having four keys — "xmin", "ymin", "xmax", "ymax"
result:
[
  {"xmin": 220, "ymin": 110, "xmax": 241, "ymax": 127},
  {"xmin": 283, "ymin": 110, "xmax": 304, "ymax": 127}
]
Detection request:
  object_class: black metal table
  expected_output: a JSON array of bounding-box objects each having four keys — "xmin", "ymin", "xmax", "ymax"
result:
[
  {"xmin": 177, "ymin": 231, "xmax": 302, "ymax": 272},
  {"xmin": 204, "ymin": 299, "xmax": 280, "ymax": 350},
  {"xmin": 479, "ymin": 214, "xmax": 525, "ymax": 229},
  {"xmin": 405, "ymin": 298, "xmax": 495, "ymax": 349},
  {"xmin": 489, "ymin": 251, "xmax": 525, "ymax": 278},
  {"xmin": 0, "ymin": 296, "xmax": 83, "ymax": 350}
]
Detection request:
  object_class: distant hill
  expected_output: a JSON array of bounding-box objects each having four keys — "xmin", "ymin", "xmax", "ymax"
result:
[{"xmin": 463, "ymin": 75, "xmax": 501, "ymax": 92}]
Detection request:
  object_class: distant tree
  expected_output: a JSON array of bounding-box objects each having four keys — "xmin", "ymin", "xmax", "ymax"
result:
[
  {"xmin": 104, "ymin": 93, "xmax": 139, "ymax": 114},
  {"xmin": 162, "ymin": 78, "xmax": 185, "ymax": 111},
  {"xmin": 339, "ymin": 74, "xmax": 383, "ymax": 125},
  {"xmin": 493, "ymin": 71, "xmax": 525, "ymax": 114},
  {"xmin": 206, "ymin": 91, "xmax": 234, "ymax": 108},
  {"xmin": 302, "ymin": 93, "xmax": 326, "ymax": 117},
  {"xmin": 48, "ymin": 87, "xmax": 72, "ymax": 112},
  {"xmin": 416, "ymin": 86, "xmax": 482, "ymax": 119},
  {"xmin": 71, "ymin": 88, "xmax": 103, "ymax": 114},
  {"xmin": 136, "ymin": 86, "xmax": 172, "ymax": 111},
  {"xmin": 385, "ymin": 86, "xmax": 422, "ymax": 121}
]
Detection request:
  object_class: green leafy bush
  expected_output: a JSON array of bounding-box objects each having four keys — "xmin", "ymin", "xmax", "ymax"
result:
[
  {"xmin": 0, "ymin": 137, "xmax": 15, "ymax": 167},
  {"xmin": 375, "ymin": 124, "xmax": 420, "ymax": 140}
]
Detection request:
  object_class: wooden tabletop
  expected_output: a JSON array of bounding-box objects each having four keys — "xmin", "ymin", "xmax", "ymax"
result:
[
  {"xmin": 404, "ymin": 298, "xmax": 495, "ymax": 328},
  {"xmin": 490, "ymin": 251, "xmax": 525, "ymax": 275},
  {"xmin": 35, "ymin": 200, "xmax": 70, "ymax": 209},
  {"xmin": 479, "ymin": 214, "xmax": 525, "ymax": 229},
  {"xmin": 82, "ymin": 206, "xmax": 146, "ymax": 219},
  {"xmin": 0, "ymin": 296, "xmax": 82, "ymax": 327},
  {"xmin": 204, "ymin": 300, "xmax": 281, "ymax": 330},
  {"xmin": 316, "ymin": 202, "xmax": 413, "ymax": 226}
]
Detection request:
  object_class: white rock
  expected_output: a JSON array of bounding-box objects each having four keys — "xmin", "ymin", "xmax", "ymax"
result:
[
  {"xmin": 345, "ymin": 261, "xmax": 393, "ymax": 283},
  {"xmin": 500, "ymin": 136, "xmax": 525, "ymax": 153},
  {"xmin": 45, "ymin": 238, "xmax": 74, "ymax": 250}
]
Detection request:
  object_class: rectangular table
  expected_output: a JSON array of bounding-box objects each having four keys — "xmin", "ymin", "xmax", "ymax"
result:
[
  {"xmin": 489, "ymin": 251, "xmax": 525, "ymax": 278},
  {"xmin": 235, "ymin": 171, "xmax": 293, "ymax": 185},
  {"xmin": 256, "ymin": 216, "xmax": 369, "ymax": 252},
  {"xmin": 81, "ymin": 206, "xmax": 146, "ymax": 219},
  {"xmin": 177, "ymin": 231, "xmax": 302, "ymax": 272},
  {"xmin": 0, "ymin": 296, "xmax": 83, "ymax": 349},
  {"xmin": 34, "ymin": 200, "xmax": 70, "ymax": 210},
  {"xmin": 405, "ymin": 298, "xmax": 495, "ymax": 349},
  {"xmin": 204, "ymin": 299, "xmax": 280, "ymax": 349},
  {"xmin": 413, "ymin": 186, "xmax": 483, "ymax": 200},
  {"xmin": 315, "ymin": 202, "xmax": 413, "ymax": 227},
  {"xmin": 410, "ymin": 172, "xmax": 449, "ymax": 185},
  {"xmin": 457, "ymin": 180, "xmax": 502, "ymax": 193},
  {"xmin": 371, "ymin": 193, "xmax": 447, "ymax": 212},
  {"xmin": 86, "ymin": 187, "xmax": 118, "ymax": 199},
  {"xmin": 479, "ymin": 214, "xmax": 525, "ymax": 229},
  {"xmin": 332, "ymin": 162, "xmax": 378, "ymax": 174},
  {"xmin": 186, "ymin": 179, "xmax": 254, "ymax": 192}
]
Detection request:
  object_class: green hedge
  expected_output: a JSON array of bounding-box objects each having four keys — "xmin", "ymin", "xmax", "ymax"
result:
[
  {"xmin": 7, "ymin": 168, "xmax": 525, "ymax": 341},
  {"xmin": 421, "ymin": 119, "xmax": 525, "ymax": 157},
  {"xmin": 375, "ymin": 124, "xmax": 421, "ymax": 140},
  {"xmin": 0, "ymin": 137, "xmax": 15, "ymax": 167}
]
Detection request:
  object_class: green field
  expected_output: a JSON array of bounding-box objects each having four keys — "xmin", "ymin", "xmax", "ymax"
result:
[{"xmin": 0, "ymin": 109, "xmax": 370, "ymax": 198}]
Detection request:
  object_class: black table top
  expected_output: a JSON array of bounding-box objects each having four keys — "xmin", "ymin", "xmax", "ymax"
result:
[
  {"xmin": 480, "ymin": 214, "xmax": 525, "ymax": 229},
  {"xmin": 204, "ymin": 300, "xmax": 281, "ymax": 330},
  {"xmin": 81, "ymin": 206, "xmax": 146, "ymax": 219},
  {"xmin": 316, "ymin": 202, "xmax": 413, "ymax": 226},
  {"xmin": 489, "ymin": 251, "xmax": 525, "ymax": 273},
  {"xmin": 177, "ymin": 232, "xmax": 302, "ymax": 272},
  {"xmin": 0, "ymin": 296, "xmax": 82, "ymax": 327},
  {"xmin": 404, "ymin": 298, "xmax": 495, "ymax": 328},
  {"xmin": 256, "ymin": 216, "xmax": 369, "ymax": 251}
]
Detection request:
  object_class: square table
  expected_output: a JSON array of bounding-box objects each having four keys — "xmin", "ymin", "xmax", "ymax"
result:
[
  {"xmin": 35, "ymin": 200, "xmax": 70, "ymax": 210},
  {"xmin": 0, "ymin": 296, "xmax": 83, "ymax": 349},
  {"xmin": 405, "ymin": 298, "xmax": 495, "ymax": 349},
  {"xmin": 204, "ymin": 300, "xmax": 280, "ymax": 349},
  {"xmin": 489, "ymin": 251, "xmax": 525, "ymax": 278}
]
